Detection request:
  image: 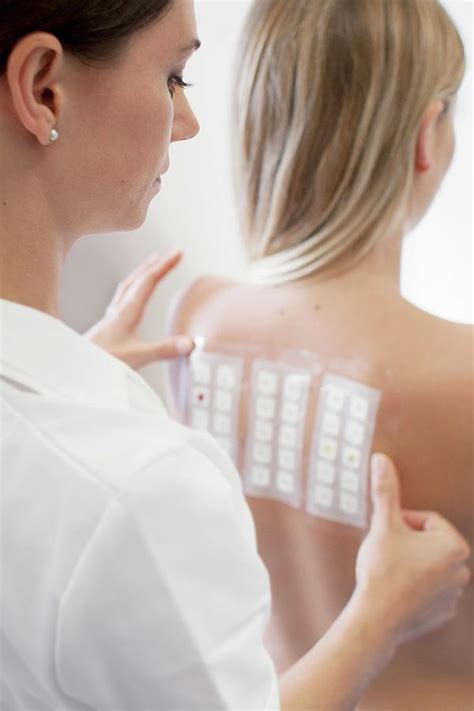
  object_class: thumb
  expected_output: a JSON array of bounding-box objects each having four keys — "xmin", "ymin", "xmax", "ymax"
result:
[
  {"xmin": 139, "ymin": 336, "xmax": 195, "ymax": 365},
  {"xmin": 370, "ymin": 453, "xmax": 402, "ymax": 529}
]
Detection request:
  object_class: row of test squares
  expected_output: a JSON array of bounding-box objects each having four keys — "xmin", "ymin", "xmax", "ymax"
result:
[{"xmin": 188, "ymin": 354, "xmax": 381, "ymax": 529}]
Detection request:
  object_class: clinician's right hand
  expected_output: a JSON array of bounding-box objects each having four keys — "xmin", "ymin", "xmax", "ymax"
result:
[
  {"xmin": 354, "ymin": 453, "xmax": 471, "ymax": 653},
  {"xmin": 85, "ymin": 250, "xmax": 195, "ymax": 369}
]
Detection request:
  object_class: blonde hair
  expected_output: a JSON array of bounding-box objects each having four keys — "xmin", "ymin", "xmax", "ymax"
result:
[{"xmin": 234, "ymin": 0, "xmax": 465, "ymax": 284}]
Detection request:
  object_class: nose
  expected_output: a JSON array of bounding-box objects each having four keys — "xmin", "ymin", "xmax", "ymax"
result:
[{"xmin": 171, "ymin": 91, "xmax": 200, "ymax": 143}]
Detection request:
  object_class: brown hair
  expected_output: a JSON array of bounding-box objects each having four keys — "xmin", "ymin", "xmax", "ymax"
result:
[
  {"xmin": 0, "ymin": 0, "xmax": 174, "ymax": 76},
  {"xmin": 235, "ymin": 0, "xmax": 465, "ymax": 283}
]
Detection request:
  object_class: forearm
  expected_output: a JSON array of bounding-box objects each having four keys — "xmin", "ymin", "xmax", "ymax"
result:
[{"xmin": 278, "ymin": 591, "xmax": 396, "ymax": 711}]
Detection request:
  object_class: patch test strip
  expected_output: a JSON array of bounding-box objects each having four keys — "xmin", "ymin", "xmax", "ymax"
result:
[
  {"xmin": 243, "ymin": 360, "xmax": 312, "ymax": 508},
  {"xmin": 188, "ymin": 351, "xmax": 244, "ymax": 464},
  {"xmin": 306, "ymin": 373, "xmax": 381, "ymax": 528}
]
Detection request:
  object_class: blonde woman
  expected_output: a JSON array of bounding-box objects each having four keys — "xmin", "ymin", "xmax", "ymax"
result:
[{"xmin": 163, "ymin": 0, "xmax": 473, "ymax": 708}]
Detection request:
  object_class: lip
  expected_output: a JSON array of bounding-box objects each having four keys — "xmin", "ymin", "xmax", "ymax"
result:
[{"xmin": 154, "ymin": 161, "xmax": 169, "ymax": 185}]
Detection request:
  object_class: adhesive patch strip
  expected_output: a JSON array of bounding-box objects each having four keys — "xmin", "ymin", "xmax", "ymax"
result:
[
  {"xmin": 243, "ymin": 360, "xmax": 311, "ymax": 508},
  {"xmin": 187, "ymin": 351, "xmax": 244, "ymax": 464},
  {"xmin": 306, "ymin": 373, "xmax": 381, "ymax": 528}
]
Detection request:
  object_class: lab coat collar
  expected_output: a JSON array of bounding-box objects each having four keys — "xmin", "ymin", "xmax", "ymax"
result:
[{"xmin": 0, "ymin": 299, "xmax": 130, "ymax": 407}]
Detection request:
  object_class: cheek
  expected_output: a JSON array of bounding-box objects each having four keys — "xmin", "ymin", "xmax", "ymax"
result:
[
  {"xmin": 80, "ymin": 75, "xmax": 172, "ymax": 182},
  {"xmin": 448, "ymin": 127, "xmax": 455, "ymax": 164},
  {"xmin": 132, "ymin": 94, "xmax": 173, "ymax": 158},
  {"xmin": 114, "ymin": 92, "xmax": 173, "ymax": 181},
  {"xmin": 66, "ymin": 72, "xmax": 174, "ymax": 228},
  {"xmin": 442, "ymin": 120, "xmax": 455, "ymax": 168}
]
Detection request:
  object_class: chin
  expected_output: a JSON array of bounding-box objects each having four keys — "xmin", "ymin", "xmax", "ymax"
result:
[
  {"xmin": 97, "ymin": 188, "xmax": 156, "ymax": 232},
  {"xmin": 115, "ymin": 206, "xmax": 150, "ymax": 232},
  {"xmin": 129, "ymin": 213, "xmax": 149, "ymax": 230}
]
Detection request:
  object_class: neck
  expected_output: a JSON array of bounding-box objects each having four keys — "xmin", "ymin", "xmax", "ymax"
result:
[
  {"xmin": 0, "ymin": 179, "xmax": 68, "ymax": 318},
  {"xmin": 252, "ymin": 230, "xmax": 405, "ymax": 295},
  {"xmin": 339, "ymin": 231, "xmax": 404, "ymax": 293}
]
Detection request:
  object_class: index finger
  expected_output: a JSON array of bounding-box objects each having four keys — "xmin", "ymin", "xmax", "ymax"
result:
[
  {"xmin": 402, "ymin": 510, "xmax": 471, "ymax": 559},
  {"xmin": 402, "ymin": 509, "xmax": 458, "ymax": 533},
  {"xmin": 402, "ymin": 509, "xmax": 435, "ymax": 531},
  {"xmin": 122, "ymin": 253, "xmax": 184, "ymax": 326},
  {"xmin": 113, "ymin": 250, "xmax": 182, "ymax": 306}
]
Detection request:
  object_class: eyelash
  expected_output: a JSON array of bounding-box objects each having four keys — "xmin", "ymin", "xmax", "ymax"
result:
[
  {"xmin": 442, "ymin": 100, "xmax": 451, "ymax": 115},
  {"xmin": 168, "ymin": 75, "xmax": 193, "ymax": 98}
]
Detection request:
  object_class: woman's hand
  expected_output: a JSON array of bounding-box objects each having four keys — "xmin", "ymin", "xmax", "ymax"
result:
[
  {"xmin": 354, "ymin": 454, "xmax": 471, "ymax": 657},
  {"xmin": 85, "ymin": 250, "xmax": 195, "ymax": 369},
  {"xmin": 279, "ymin": 457, "xmax": 471, "ymax": 711}
]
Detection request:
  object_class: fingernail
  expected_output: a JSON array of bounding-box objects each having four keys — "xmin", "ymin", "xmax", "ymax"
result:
[
  {"xmin": 371, "ymin": 453, "xmax": 386, "ymax": 478},
  {"xmin": 176, "ymin": 336, "xmax": 194, "ymax": 355}
]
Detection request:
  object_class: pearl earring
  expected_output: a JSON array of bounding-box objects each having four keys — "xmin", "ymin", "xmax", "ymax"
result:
[{"xmin": 49, "ymin": 128, "xmax": 59, "ymax": 143}]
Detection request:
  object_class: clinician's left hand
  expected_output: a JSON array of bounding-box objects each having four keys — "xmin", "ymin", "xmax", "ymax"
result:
[{"xmin": 85, "ymin": 250, "xmax": 195, "ymax": 370}]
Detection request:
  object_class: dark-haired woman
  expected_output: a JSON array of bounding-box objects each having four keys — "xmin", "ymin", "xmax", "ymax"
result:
[{"xmin": 0, "ymin": 1, "xmax": 470, "ymax": 709}]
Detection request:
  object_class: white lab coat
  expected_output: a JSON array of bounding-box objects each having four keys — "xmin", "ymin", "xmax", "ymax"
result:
[{"xmin": 0, "ymin": 299, "xmax": 279, "ymax": 710}]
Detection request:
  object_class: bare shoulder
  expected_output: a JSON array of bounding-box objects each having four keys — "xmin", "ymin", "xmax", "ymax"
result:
[
  {"xmin": 410, "ymin": 307, "xmax": 472, "ymax": 380},
  {"xmin": 165, "ymin": 274, "xmax": 244, "ymax": 416},
  {"xmin": 168, "ymin": 275, "xmax": 230, "ymax": 334},
  {"xmin": 424, "ymin": 310, "xmax": 473, "ymax": 350},
  {"xmin": 402, "ymin": 306, "xmax": 473, "ymax": 427},
  {"xmin": 166, "ymin": 274, "xmax": 248, "ymax": 340},
  {"xmin": 383, "ymin": 307, "xmax": 473, "ymax": 527}
]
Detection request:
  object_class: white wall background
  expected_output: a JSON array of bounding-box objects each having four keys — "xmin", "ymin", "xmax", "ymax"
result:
[{"xmin": 60, "ymin": 0, "xmax": 473, "ymax": 397}]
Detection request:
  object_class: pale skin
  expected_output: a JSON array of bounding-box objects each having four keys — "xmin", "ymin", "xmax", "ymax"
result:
[
  {"xmin": 0, "ymin": 0, "xmax": 471, "ymax": 709},
  {"xmin": 165, "ymin": 92, "xmax": 474, "ymax": 707}
]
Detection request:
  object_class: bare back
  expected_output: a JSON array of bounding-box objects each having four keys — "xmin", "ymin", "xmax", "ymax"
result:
[{"xmin": 168, "ymin": 273, "xmax": 474, "ymax": 710}]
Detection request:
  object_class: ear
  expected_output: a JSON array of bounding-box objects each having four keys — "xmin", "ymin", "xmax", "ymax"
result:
[
  {"xmin": 6, "ymin": 32, "xmax": 64, "ymax": 146},
  {"xmin": 414, "ymin": 99, "xmax": 445, "ymax": 173}
]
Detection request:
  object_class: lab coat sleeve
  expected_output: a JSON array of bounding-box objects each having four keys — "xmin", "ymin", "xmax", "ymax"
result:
[{"xmin": 54, "ymin": 443, "xmax": 280, "ymax": 710}]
